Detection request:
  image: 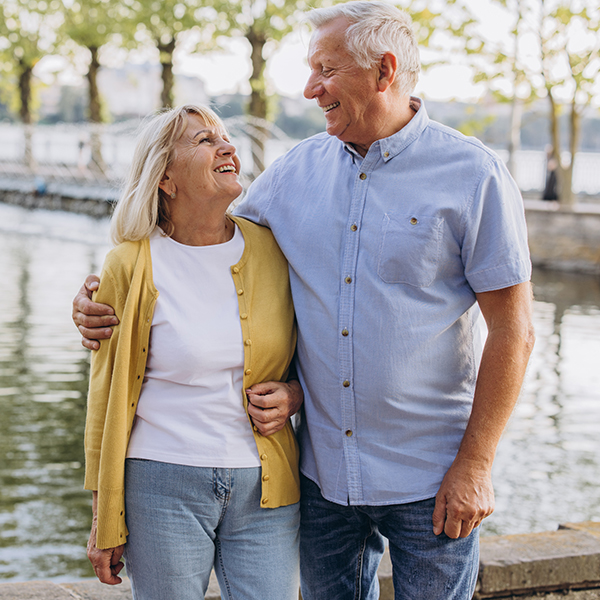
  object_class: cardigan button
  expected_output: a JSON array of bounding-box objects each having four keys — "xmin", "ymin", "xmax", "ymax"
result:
[
  {"xmin": 240, "ymin": 313, "xmax": 248, "ymax": 319},
  {"xmin": 261, "ymin": 498, "xmax": 269, "ymax": 505},
  {"xmin": 262, "ymin": 474, "xmax": 270, "ymax": 481}
]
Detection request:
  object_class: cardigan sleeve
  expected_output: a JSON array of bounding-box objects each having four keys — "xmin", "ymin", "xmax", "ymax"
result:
[{"xmin": 83, "ymin": 264, "xmax": 125, "ymax": 491}]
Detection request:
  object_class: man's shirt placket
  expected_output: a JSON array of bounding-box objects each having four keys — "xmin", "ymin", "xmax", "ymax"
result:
[{"xmin": 339, "ymin": 147, "xmax": 379, "ymax": 505}]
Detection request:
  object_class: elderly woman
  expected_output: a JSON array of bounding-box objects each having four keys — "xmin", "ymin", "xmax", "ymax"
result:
[{"xmin": 84, "ymin": 104, "xmax": 300, "ymax": 600}]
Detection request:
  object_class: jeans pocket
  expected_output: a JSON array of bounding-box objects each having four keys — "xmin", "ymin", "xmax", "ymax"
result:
[{"xmin": 377, "ymin": 213, "xmax": 444, "ymax": 287}]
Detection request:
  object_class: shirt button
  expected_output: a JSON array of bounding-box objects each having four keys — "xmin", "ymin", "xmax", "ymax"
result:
[
  {"xmin": 345, "ymin": 276, "xmax": 352, "ymax": 284},
  {"xmin": 359, "ymin": 172, "xmax": 367, "ymax": 180},
  {"xmin": 350, "ymin": 224, "xmax": 358, "ymax": 232},
  {"xmin": 342, "ymin": 329, "xmax": 349, "ymax": 337},
  {"xmin": 245, "ymin": 339, "xmax": 252, "ymax": 346},
  {"xmin": 237, "ymin": 289, "xmax": 244, "ymax": 295},
  {"xmin": 410, "ymin": 217, "xmax": 418, "ymax": 225},
  {"xmin": 262, "ymin": 474, "xmax": 270, "ymax": 482},
  {"xmin": 343, "ymin": 380, "xmax": 350, "ymax": 388},
  {"xmin": 384, "ymin": 151, "xmax": 390, "ymax": 158},
  {"xmin": 245, "ymin": 369, "xmax": 252, "ymax": 375},
  {"xmin": 240, "ymin": 313, "xmax": 248, "ymax": 319},
  {"xmin": 346, "ymin": 430, "xmax": 353, "ymax": 437}
]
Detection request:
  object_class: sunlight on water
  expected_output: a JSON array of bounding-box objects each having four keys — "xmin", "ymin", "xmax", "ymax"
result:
[{"xmin": 0, "ymin": 203, "xmax": 599, "ymax": 580}]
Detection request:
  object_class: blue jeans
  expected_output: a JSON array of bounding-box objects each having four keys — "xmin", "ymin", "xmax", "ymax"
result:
[
  {"xmin": 299, "ymin": 475, "xmax": 479, "ymax": 600},
  {"xmin": 123, "ymin": 459, "xmax": 300, "ymax": 600}
]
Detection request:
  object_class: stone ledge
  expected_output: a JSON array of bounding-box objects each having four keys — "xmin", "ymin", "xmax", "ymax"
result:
[
  {"xmin": 475, "ymin": 521, "xmax": 600, "ymax": 599},
  {"xmin": 0, "ymin": 572, "xmax": 221, "ymax": 600},
  {"xmin": 2, "ymin": 523, "xmax": 600, "ymax": 600}
]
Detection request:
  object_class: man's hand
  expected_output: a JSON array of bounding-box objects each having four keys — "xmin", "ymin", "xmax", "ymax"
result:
[
  {"xmin": 72, "ymin": 275, "xmax": 118, "ymax": 350},
  {"xmin": 246, "ymin": 380, "xmax": 304, "ymax": 436},
  {"xmin": 87, "ymin": 517, "xmax": 125, "ymax": 585},
  {"xmin": 432, "ymin": 457, "xmax": 494, "ymax": 539}
]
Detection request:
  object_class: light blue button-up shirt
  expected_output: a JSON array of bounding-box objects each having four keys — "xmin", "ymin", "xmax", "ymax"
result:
[{"xmin": 236, "ymin": 99, "xmax": 531, "ymax": 506}]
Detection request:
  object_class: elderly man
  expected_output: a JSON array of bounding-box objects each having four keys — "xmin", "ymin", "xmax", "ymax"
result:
[{"xmin": 74, "ymin": 2, "xmax": 535, "ymax": 598}]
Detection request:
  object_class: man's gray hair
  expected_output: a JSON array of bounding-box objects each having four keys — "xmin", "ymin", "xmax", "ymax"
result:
[{"xmin": 307, "ymin": 1, "xmax": 420, "ymax": 96}]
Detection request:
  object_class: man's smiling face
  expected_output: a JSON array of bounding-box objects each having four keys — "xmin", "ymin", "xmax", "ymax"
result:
[{"xmin": 303, "ymin": 17, "xmax": 382, "ymax": 154}]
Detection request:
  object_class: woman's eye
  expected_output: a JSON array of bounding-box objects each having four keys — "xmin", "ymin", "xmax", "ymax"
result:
[{"xmin": 199, "ymin": 137, "xmax": 211, "ymax": 144}]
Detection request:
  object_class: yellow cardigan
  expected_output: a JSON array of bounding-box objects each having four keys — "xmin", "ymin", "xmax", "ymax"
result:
[{"xmin": 84, "ymin": 216, "xmax": 300, "ymax": 549}]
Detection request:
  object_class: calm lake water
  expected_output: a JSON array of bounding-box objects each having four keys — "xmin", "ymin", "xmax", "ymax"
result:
[{"xmin": 0, "ymin": 203, "xmax": 599, "ymax": 582}]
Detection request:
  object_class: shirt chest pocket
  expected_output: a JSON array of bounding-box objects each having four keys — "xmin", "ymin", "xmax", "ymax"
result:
[{"xmin": 377, "ymin": 213, "xmax": 444, "ymax": 287}]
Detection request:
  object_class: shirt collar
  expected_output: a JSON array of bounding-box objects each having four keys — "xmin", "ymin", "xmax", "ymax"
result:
[{"xmin": 343, "ymin": 96, "xmax": 429, "ymax": 164}]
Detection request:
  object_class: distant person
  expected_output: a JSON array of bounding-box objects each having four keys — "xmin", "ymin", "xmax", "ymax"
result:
[
  {"xmin": 543, "ymin": 145, "xmax": 559, "ymax": 200},
  {"xmin": 81, "ymin": 104, "xmax": 301, "ymax": 600},
  {"xmin": 73, "ymin": 3, "xmax": 535, "ymax": 598}
]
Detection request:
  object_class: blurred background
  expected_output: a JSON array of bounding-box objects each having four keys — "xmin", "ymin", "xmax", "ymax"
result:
[{"xmin": 0, "ymin": 0, "xmax": 599, "ymax": 584}]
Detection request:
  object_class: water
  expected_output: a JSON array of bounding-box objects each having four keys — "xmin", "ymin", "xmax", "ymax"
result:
[{"xmin": 0, "ymin": 203, "xmax": 599, "ymax": 582}]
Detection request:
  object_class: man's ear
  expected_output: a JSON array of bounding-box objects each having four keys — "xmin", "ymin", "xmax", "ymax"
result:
[{"xmin": 378, "ymin": 52, "xmax": 397, "ymax": 92}]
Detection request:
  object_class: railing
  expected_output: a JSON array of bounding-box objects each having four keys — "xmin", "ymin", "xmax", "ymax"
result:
[
  {"xmin": 0, "ymin": 117, "xmax": 298, "ymax": 191},
  {"xmin": 1, "ymin": 121, "xmax": 600, "ymax": 196}
]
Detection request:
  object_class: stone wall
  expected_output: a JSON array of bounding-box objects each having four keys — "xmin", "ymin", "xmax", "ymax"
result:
[
  {"xmin": 525, "ymin": 200, "xmax": 600, "ymax": 275},
  {"xmin": 1, "ymin": 187, "xmax": 599, "ymax": 275},
  {"xmin": 1, "ymin": 522, "xmax": 599, "ymax": 599}
]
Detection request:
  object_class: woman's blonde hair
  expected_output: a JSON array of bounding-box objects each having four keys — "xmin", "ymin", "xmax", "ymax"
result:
[{"xmin": 110, "ymin": 104, "xmax": 225, "ymax": 245}]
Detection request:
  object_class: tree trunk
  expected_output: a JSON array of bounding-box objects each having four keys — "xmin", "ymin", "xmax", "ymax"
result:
[
  {"xmin": 246, "ymin": 25, "xmax": 269, "ymax": 177},
  {"xmin": 18, "ymin": 62, "xmax": 35, "ymax": 170},
  {"xmin": 546, "ymin": 88, "xmax": 566, "ymax": 203},
  {"xmin": 507, "ymin": 96, "xmax": 522, "ymax": 179},
  {"xmin": 561, "ymin": 101, "xmax": 581, "ymax": 209},
  {"xmin": 158, "ymin": 38, "xmax": 176, "ymax": 108},
  {"xmin": 86, "ymin": 46, "xmax": 106, "ymax": 175}
]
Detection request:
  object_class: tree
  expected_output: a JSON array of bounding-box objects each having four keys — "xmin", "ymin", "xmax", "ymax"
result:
[
  {"xmin": 128, "ymin": 0, "xmax": 216, "ymax": 108},
  {"xmin": 214, "ymin": 0, "xmax": 315, "ymax": 177},
  {"xmin": 470, "ymin": 0, "xmax": 539, "ymax": 177},
  {"xmin": 462, "ymin": 0, "xmax": 600, "ymax": 205},
  {"xmin": 538, "ymin": 0, "xmax": 600, "ymax": 206},
  {"xmin": 0, "ymin": 0, "xmax": 63, "ymax": 168},
  {"xmin": 63, "ymin": 0, "xmax": 133, "ymax": 173}
]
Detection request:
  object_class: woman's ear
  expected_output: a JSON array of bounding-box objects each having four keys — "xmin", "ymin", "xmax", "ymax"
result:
[
  {"xmin": 158, "ymin": 172, "xmax": 175, "ymax": 198},
  {"xmin": 378, "ymin": 52, "xmax": 397, "ymax": 92}
]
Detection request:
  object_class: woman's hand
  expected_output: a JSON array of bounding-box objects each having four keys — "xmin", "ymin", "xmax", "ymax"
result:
[
  {"xmin": 87, "ymin": 516, "xmax": 125, "ymax": 585},
  {"xmin": 246, "ymin": 380, "xmax": 304, "ymax": 436}
]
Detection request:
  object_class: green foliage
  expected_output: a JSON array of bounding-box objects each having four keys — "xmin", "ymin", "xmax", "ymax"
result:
[
  {"xmin": 0, "ymin": 0, "xmax": 64, "ymax": 122},
  {"xmin": 213, "ymin": 0, "xmax": 317, "ymax": 121}
]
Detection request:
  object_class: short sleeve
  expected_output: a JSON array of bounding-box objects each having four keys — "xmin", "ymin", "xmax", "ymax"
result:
[{"xmin": 462, "ymin": 158, "xmax": 532, "ymax": 293}]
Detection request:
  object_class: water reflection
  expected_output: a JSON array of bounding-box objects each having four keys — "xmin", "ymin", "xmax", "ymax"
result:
[
  {"xmin": 484, "ymin": 269, "xmax": 600, "ymax": 536},
  {"xmin": 0, "ymin": 204, "xmax": 109, "ymax": 581},
  {"xmin": 0, "ymin": 203, "xmax": 599, "ymax": 580}
]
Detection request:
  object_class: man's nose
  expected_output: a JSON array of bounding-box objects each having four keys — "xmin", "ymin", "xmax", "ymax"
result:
[{"xmin": 303, "ymin": 73, "xmax": 321, "ymax": 100}]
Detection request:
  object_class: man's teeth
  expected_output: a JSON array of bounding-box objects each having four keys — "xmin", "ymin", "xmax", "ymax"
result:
[
  {"xmin": 215, "ymin": 165, "xmax": 236, "ymax": 173},
  {"xmin": 323, "ymin": 102, "xmax": 340, "ymax": 112}
]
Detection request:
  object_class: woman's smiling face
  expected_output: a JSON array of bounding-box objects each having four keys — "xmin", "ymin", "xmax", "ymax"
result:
[{"xmin": 161, "ymin": 114, "xmax": 243, "ymax": 209}]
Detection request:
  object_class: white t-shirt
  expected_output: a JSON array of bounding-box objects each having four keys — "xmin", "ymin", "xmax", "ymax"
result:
[{"xmin": 126, "ymin": 225, "xmax": 261, "ymax": 468}]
